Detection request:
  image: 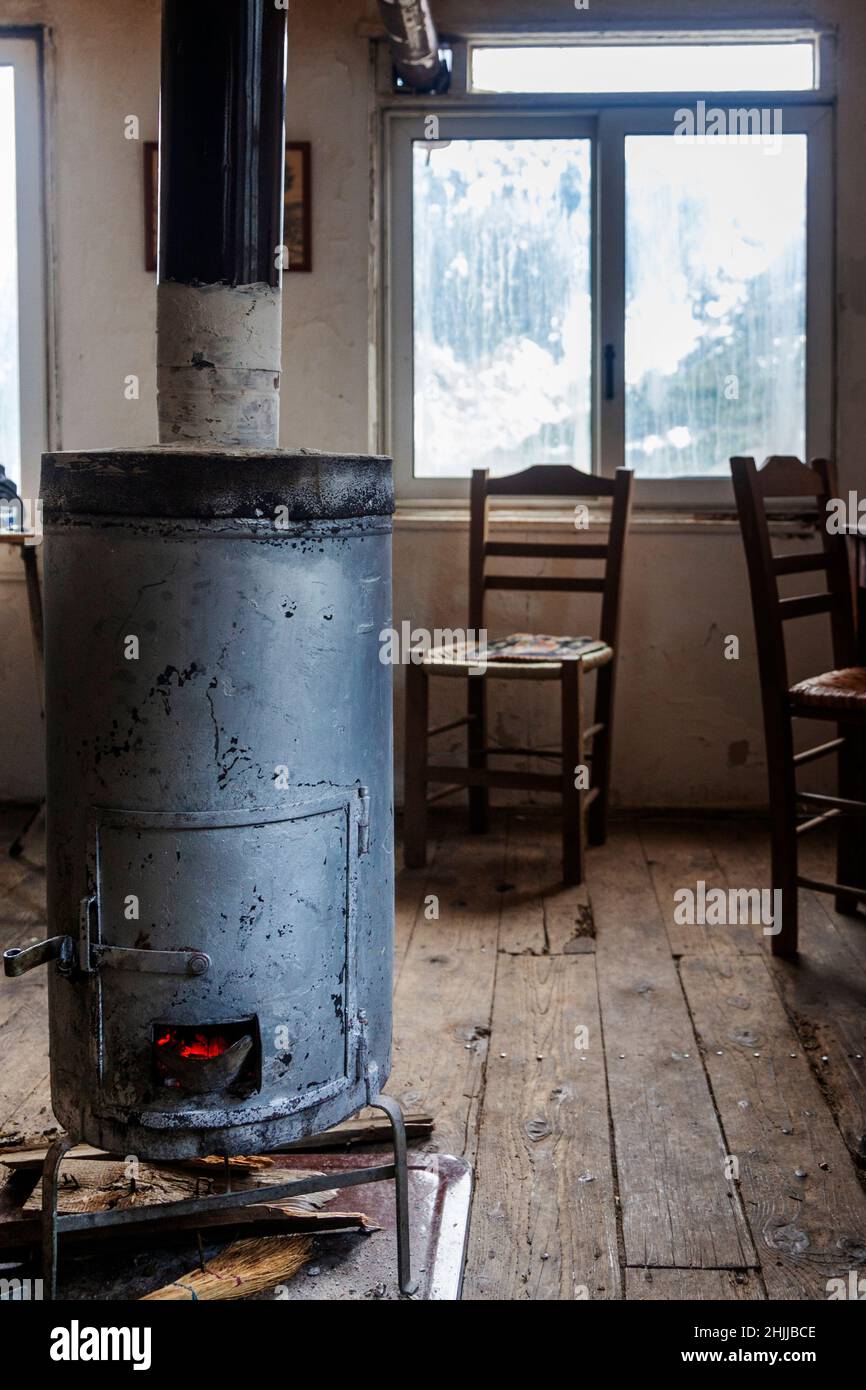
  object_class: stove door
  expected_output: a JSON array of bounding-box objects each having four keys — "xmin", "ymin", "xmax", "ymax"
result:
[{"xmin": 86, "ymin": 792, "xmax": 364, "ymax": 1126}]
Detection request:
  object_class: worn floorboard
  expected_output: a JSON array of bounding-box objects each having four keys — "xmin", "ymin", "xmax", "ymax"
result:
[
  {"xmin": 3, "ymin": 806, "xmax": 865, "ymax": 1300},
  {"xmin": 589, "ymin": 825, "xmax": 756, "ymax": 1270},
  {"xmin": 626, "ymin": 1268, "xmax": 764, "ymax": 1300},
  {"xmin": 394, "ymin": 824, "xmax": 443, "ymax": 980},
  {"xmin": 800, "ymin": 831, "xmax": 866, "ymax": 967},
  {"xmin": 498, "ymin": 814, "xmax": 594, "ymax": 957},
  {"xmin": 680, "ymin": 950, "xmax": 866, "ymax": 1299},
  {"xmin": 463, "ymin": 954, "xmax": 620, "ymax": 1300},
  {"xmin": 710, "ymin": 820, "xmax": 866, "ymax": 1164},
  {"xmin": 388, "ymin": 826, "xmax": 506, "ymax": 1160},
  {"xmin": 639, "ymin": 820, "xmax": 763, "ymax": 958}
]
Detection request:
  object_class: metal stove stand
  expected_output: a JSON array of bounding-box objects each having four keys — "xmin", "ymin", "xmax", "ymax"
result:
[{"xmin": 40, "ymin": 1094, "xmax": 416, "ymax": 1300}]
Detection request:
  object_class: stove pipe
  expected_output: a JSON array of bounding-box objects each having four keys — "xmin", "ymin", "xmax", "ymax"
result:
[
  {"xmin": 19, "ymin": 0, "xmax": 396, "ymax": 1160},
  {"xmin": 157, "ymin": 0, "xmax": 287, "ymax": 446}
]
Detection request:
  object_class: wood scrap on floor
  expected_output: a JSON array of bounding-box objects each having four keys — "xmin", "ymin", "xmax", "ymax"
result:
[
  {"xmin": 0, "ymin": 1111, "xmax": 434, "ymax": 1164},
  {"xmin": 0, "ymin": 1153, "xmax": 380, "ymax": 1258},
  {"xmin": 20, "ymin": 1158, "xmax": 339, "ymax": 1216},
  {"xmin": 140, "ymin": 1234, "xmax": 313, "ymax": 1300},
  {"xmin": 283, "ymin": 1111, "xmax": 434, "ymax": 1149}
]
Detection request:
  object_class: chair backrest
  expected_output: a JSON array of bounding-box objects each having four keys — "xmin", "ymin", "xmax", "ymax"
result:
[
  {"xmin": 730, "ymin": 455, "xmax": 856, "ymax": 701},
  {"xmin": 468, "ymin": 464, "xmax": 634, "ymax": 648}
]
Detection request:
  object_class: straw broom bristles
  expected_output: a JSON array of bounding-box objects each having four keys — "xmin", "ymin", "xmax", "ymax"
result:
[{"xmin": 140, "ymin": 1234, "xmax": 313, "ymax": 1300}]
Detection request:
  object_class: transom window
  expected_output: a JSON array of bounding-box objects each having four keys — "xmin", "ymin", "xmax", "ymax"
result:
[
  {"xmin": 471, "ymin": 41, "xmax": 818, "ymax": 96},
  {"xmin": 382, "ymin": 31, "xmax": 833, "ymax": 504}
]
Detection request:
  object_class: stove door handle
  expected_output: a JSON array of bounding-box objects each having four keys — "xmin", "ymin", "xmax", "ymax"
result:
[
  {"xmin": 90, "ymin": 944, "xmax": 212, "ymax": 976},
  {"xmin": 3, "ymin": 935, "xmax": 74, "ymax": 978}
]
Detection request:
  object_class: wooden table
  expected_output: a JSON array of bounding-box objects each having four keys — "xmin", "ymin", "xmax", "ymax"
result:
[{"xmin": 1, "ymin": 532, "xmax": 44, "ymax": 855}]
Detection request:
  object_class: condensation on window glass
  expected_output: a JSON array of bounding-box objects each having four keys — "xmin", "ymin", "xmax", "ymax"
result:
[
  {"xmin": 0, "ymin": 67, "xmax": 20, "ymax": 490},
  {"xmin": 625, "ymin": 133, "xmax": 807, "ymax": 478},
  {"xmin": 412, "ymin": 138, "xmax": 591, "ymax": 479},
  {"xmin": 471, "ymin": 43, "xmax": 816, "ymax": 95}
]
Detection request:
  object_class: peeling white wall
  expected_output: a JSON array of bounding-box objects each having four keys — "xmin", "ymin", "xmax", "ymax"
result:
[{"xmin": 0, "ymin": 0, "xmax": 862, "ymax": 807}]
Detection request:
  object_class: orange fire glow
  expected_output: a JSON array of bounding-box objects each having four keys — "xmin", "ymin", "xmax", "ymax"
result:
[{"xmin": 155, "ymin": 1029, "xmax": 230, "ymax": 1059}]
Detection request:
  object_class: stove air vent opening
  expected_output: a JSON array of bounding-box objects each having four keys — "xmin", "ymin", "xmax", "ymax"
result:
[{"xmin": 153, "ymin": 1017, "xmax": 260, "ymax": 1095}]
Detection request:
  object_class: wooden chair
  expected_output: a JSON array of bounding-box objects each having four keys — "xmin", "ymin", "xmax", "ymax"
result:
[
  {"xmin": 731, "ymin": 454, "xmax": 866, "ymax": 956},
  {"xmin": 403, "ymin": 464, "xmax": 634, "ymax": 885}
]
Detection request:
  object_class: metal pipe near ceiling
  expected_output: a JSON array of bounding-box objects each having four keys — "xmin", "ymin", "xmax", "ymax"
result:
[{"xmin": 377, "ymin": 0, "xmax": 450, "ymax": 92}]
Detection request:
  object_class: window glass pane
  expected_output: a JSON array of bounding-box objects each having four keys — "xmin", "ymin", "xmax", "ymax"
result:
[
  {"xmin": 412, "ymin": 138, "xmax": 591, "ymax": 479},
  {"xmin": 0, "ymin": 66, "xmax": 20, "ymax": 490},
  {"xmin": 625, "ymin": 134, "xmax": 807, "ymax": 478},
  {"xmin": 471, "ymin": 43, "xmax": 816, "ymax": 94}
]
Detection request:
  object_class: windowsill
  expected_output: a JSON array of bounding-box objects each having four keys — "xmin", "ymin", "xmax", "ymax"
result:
[{"xmin": 394, "ymin": 501, "xmax": 819, "ymax": 536}]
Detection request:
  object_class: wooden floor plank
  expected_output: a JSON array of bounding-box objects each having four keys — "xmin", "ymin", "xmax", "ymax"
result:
[
  {"xmin": 1, "ymin": 808, "xmax": 862, "ymax": 1301},
  {"xmin": 0, "ymin": 859, "xmax": 46, "ymax": 928},
  {"xmin": 387, "ymin": 826, "xmax": 506, "ymax": 1160},
  {"xmin": 799, "ymin": 830, "xmax": 866, "ymax": 971},
  {"xmin": 0, "ymin": 807, "xmax": 37, "ymax": 846},
  {"xmin": 1, "ymin": 1073, "xmax": 55, "ymax": 1143},
  {"xmin": 463, "ymin": 954, "xmax": 620, "ymax": 1300},
  {"xmin": 0, "ymin": 995, "xmax": 50, "ymax": 1139},
  {"xmin": 498, "ymin": 814, "xmax": 594, "ymax": 957},
  {"xmin": 394, "ymin": 822, "xmax": 442, "ymax": 981},
  {"xmin": 680, "ymin": 949, "xmax": 866, "ymax": 1300},
  {"xmin": 711, "ymin": 821, "xmax": 866, "ymax": 1162},
  {"xmin": 497, "ymin": 818, "xmax": 549, "ymax": 956},
  {"xmin": 589, "ymin": 824, "xmax": 756, "ymax": 1270},
  {"xmin": 639, "ymin": 820, "xmax": 762, "ymax": 957},
  {"xmin": 626, "ymin": 1268, "xmax": 764, "ymax": 1300}
]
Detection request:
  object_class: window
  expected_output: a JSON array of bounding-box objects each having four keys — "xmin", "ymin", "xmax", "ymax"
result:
[
  {"xmin": 0, "ymin": 63, "xmax": 19, "ymax": 487},
  {"xmin": 470, "ymin": 42, "xmax": 817, "ymax": 95},
  {"xmin": 0, "ymin": 34, "xmax": 47, "ymax": 503},
  {"xmin": 383, "ymin": 33, "xmax": 833, "ymax": 502},
  {"xmin": 413, "ymin": 136, "xmax": 592, "ymax": 479},
  {"xmin": 624, "ymin": 133, "xmax": 807, "ymax": 477}
]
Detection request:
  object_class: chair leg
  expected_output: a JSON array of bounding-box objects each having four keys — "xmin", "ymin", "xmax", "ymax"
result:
[
  {"xmin": 561, "ymin": 661, "xmax": 585, "ymax": 886},
  {"xmin": 403, "ymin": 661, "xmax": 429, "ymax": 868},
  {"xmin": 835, "ymin": 725, "xmax": 866, "ymax": 915},
  {"xmin": 769, "ymin": 779, "xmax": 799, "ymax": 957},
  {"xmin": 587, "ymin": 663, "xmax": 614, "ymax": 848},
  {"xmin": 467, "ymin": 677, "xmax": 489, "ymax": 834}
]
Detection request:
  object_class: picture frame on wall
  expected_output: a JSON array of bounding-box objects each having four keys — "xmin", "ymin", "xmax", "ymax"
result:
[
  {"xmin": 144, "ymin": 141, "xmax": 311, "ymax": 275},
  {"xmin": 284, "ymin": 141, "xmax": 312, "ymax": 273},
  {"xmin": 144, "ymin": 141, "xmax": 158, "ymax": 273}
]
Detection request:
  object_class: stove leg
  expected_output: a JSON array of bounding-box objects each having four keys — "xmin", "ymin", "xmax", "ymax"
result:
[
  {"xmin": 42, "ymin": 1134, "xmax": 75, "ymax": 1301},
  {"xmin": 370, "ymin": 1094, "xmax": 417, "ymax": 1297}
]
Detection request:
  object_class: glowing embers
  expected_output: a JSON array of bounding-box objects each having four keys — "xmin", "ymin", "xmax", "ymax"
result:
[
  {"xmin": 152, "ymin": 1018, "xmax": 260, "ymax": 1094},
  {"xmin": 156, "ymin": 1027, "xmax": 231, "ymax": 1059}
]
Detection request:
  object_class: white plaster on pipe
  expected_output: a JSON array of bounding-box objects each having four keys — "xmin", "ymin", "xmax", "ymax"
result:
[
  {"xmin": 158, "ymin": 282, "xmax": 281, "ymax": 369},
  {"xmin": 157, "ymin": 366, "xmax": 281, "ymax": 447},
  {"xmin": 157, "ymin": 281, "xmax": 282, "ymax": 446}
]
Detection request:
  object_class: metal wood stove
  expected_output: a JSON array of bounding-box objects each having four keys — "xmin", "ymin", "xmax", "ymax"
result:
[{"xmin": 2, "ymin": 0, "xmax": 411, "ymax": 1297}]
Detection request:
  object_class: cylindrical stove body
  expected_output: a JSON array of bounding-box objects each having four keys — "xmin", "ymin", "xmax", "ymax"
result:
[{"xmin": 40, "ymin": 447, "xmax": 394, "ymax": 1159}]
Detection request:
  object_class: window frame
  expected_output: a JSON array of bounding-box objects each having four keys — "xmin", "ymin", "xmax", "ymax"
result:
[
  {"xmin": 0, "ymin": 31, "xmax": 48, "ymax": 505},
  {"xmin": 383, "ymin": 109, "xmax": 597, "ymax": 502},
  {"xmin": 597, "ymin": 103, "xmax": 833, "ymax": 508},
  {"xmin": 378, "ymin": 36, "xmax": 835, "ymax": 507}
]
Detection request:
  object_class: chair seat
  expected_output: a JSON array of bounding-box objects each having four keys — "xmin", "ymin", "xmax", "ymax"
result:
[
  {"xmin": 789, "ymin": 667, "xmax": 866, "ymax": 712},
  {"xmin": 420, "ymin": 633, "xmax": 613, "ymax": 680}
]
